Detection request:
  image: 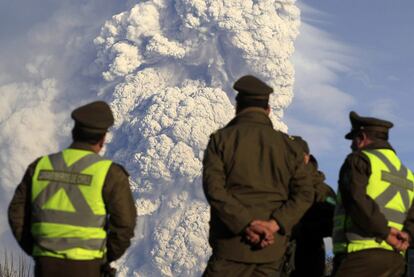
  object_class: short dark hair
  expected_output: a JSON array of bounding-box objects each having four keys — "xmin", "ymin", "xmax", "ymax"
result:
[
  {"xmin": 72, "ymin": 125, "xmax": 106, "ymax": 144},
  {"xmin": 236, "ymin": 100, "xmax": 268, "ymax": 113}
]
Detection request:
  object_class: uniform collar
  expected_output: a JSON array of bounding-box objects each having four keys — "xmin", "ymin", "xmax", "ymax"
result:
[
  {"xmin": 360, "ymin": 140, "xmax": 395, "ymax": 152},
  {"xmin": 228, "ymin": 107, "xmax": 273, "ymax": 127},
  {"xmin": 69, "ymin": 141, "xmax": 95, "ymax": 152}
]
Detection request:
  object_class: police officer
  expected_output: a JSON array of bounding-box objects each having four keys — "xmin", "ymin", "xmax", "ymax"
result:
[
  {"xmin": 202, "ymin": 75, "xmax": 314, "ymax": 277},
  {"xmin": 8, "ymin": 101, "xmax": 137, "ymax": 277},
  {"xmin": 332, "ymin": 111, "xmax": 414, "ymax": 277},
  {"xmin": 288, "ymin": 137, "xmax": 336, "ymax": 277}
]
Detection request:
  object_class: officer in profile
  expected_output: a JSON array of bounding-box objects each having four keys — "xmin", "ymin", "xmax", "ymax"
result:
[
  {"xmin": 332, "ymin": 111, "xmax": 414, "ymax": 277},
  {"xmin": 287, "ymin": 137, "xmax": 336, "ymax": 277},
  {"xmin": 8, "ymin": 101, "xmax": 137, "ymax": 277},
  {"xmin": 202, "ymin": 75, "xmax": 314, "ymax": 276}
]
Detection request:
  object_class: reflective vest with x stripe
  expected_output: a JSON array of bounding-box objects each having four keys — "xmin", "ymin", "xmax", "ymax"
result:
[
  {"xmin": 333, "ymin": 149, "xmax": 414, "ymax": 254},
  {"xmin": 31, "ymin": 148, "xmax": 112, "ymax": 260}
]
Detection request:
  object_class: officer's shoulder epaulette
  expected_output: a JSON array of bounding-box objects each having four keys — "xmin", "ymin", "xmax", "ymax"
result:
[{"xmin": 280, "ymin": 132, "xmax": 296, "ymax": 144}]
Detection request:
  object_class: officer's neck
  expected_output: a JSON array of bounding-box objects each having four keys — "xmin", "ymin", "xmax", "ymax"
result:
[
  {"xmin": 70, "ymin": 140, "xmax": 103, "ymax": 154},
  {"xmin": 90, "ymin": 143, "xmax": 102, "ymax": 154}
]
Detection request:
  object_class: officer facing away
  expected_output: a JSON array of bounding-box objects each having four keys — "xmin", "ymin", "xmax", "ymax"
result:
[
  {"xmin": 202, "ymin": 75, "xmax": 314, "ymax": 277},
  {"xmin": 287, "ymin": 137, "xmax": 336, "ymax": 277},
  {"xmin": 8, "ymin": 101, "xmax": 137, "ymax": 277},
  {"xmin": 332, "ymin": 111, "xmax": 414, "ymax": 277}
]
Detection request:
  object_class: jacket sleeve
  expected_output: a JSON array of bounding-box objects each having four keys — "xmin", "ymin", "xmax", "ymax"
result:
[
  {"xmin": 403, "ymin": 204, "xmax": 414, "ymax": 241},
  {"xmin": 8, "ymin": 160, "xmax": 38, "ymax": 255},
  {"xmin": 339, "ymin": 153, "xmax": 389, "ymax": 240},
  {"xmin": 202, "ymin": 134, "xmax": 254, "ymax": 235},
  {"xmin": 271, "ymin": 142, "xmax": 314, "ymax": 235},
  {"xmin": 403, "ymin": 170, "xmax": 414, "ymax": 240},
  {"xmin": 299, "ymin": 182, "xmax": 336, "ymax": 240},
  {"xmin": 103, "ymin": 163, "xmax": 137, "ymax": 262}
]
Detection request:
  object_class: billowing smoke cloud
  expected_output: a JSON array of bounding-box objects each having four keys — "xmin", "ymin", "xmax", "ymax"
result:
[
  {"xmin": 95, "ymin": 0, "xmax": 300, "ymax": 132},
  {"xmin": 94, "ymin": 0, "xmax": 301, "ymax": 276},
  {"xmin": 0, "ymin": 79, "xmax": 64, "ymax": 247},
  {"xmin": 0, "ymin": 0, "xmax": 126, "ymax": 249},
  {"xmin": 0, "ymin": 0, "xmax": 306, "ymax": 275},
  {"xmin": 0, "ymin": 79, "xmax": 60, "ymax": 196}
]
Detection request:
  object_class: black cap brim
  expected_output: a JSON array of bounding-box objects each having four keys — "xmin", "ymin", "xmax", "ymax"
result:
[{"xmin": 345, "ymin": 131, "xmax": 355, "ymax": 140}]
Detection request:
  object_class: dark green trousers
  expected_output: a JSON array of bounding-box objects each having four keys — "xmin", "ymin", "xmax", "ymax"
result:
[
  {"xmin": 334, "ymin": 249, "xmax": 405, "ymax": 277},
  {"xmin": 203, "ymin": 255, "xmax": 282, "ymax": 277},
  {"xmin": 35, "ymin": 256, "xmax": 102, "ymax": 277}
]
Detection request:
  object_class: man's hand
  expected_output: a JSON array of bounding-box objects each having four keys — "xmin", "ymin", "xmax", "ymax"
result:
[
  {"xmin": 244, "ymin": 219, "xmax": 280, "ymax": 248},
  {"xmin": 396, "ymin": 230, "xmax": 411, "ymax": 251},
  {"xmin": 245, "ymin": 226, "xmax": 261, "ymax": 244},
  {"xmin": 386, "ymin": 227, "xmax": 410, "ymax": 252}
]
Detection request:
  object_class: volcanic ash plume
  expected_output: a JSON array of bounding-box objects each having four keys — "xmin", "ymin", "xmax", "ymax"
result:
[{"xmin": 94, "ymin": 0, "xmax": 300, "ymax": 276}]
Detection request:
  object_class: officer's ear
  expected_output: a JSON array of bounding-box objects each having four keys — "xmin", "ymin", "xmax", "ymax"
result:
[
  {"xmin": 265, "ymin": 105, "xmax": 271, "ymax": 115},
  {"xmin": 97, "ymin": 134, "xmax": 106, "ymax": 151},
  {"xmin": 355, "ymin": 131, "xmax": 371, "ymax": 149},
  {"xmin": 303, "ymin": 153, "xmax": 310, "ymax": 165}
]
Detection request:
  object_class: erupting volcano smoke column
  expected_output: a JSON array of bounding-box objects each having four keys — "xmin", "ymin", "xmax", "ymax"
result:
[{"xmin": 94, "ymin": 0, "xmax": 301, "ymax": 276}]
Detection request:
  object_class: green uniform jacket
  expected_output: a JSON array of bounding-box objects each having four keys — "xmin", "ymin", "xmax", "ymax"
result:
[
  {"xmin": 290, "ymin": 169, "xmax": 336, "ymax": 277},
  {"xmin": 203, "ymin": 108, "xmax": 314, "ymax": 263},
  {"xmin": 8, "ymin": 142, "xmax": 137, "ymax": 262},
  {"xmin": 338, "ymin": 140, "xmax": 414, "ymax": 242},
  {"xmin": 292, "ymin": 169, "xmax": 336, "ymax": 241}
]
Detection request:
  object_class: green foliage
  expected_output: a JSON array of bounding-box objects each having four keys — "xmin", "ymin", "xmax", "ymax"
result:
[{"xmin": 0, "ymin": 252, "xmax": 32, "ymax": 277}]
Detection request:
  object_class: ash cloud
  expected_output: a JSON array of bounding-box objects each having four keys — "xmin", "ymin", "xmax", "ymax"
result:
[
  {"xmin": 0, "ymin": 0, "xmax": 306, "ymax": 276},
  {"xmin": 0, "ymin": 0, "xmax": 127, "ymax": 249},
  {"xmin": 95, "ymin": 1, "xmax": 301, "ymax": 276}
]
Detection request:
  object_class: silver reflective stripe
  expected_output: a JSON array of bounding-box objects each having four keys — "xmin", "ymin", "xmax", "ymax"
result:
[
  {"xmin": 382, "ymin": 171, "xmax": 414, "ymax": 191},
  {"xmin": 36, "ymin": 237, "xmax": 106, "ymax": 251},
  {"xmin": 38, "ymin": 170, "xmax": 92, "ymax": 186},
  {"xmin": 32, "ymin": 209, "xmax": 105, "ymax": 227},
  {"xmin": 32, "ymin": 152, "xmax": 107, "ymax": 228}
]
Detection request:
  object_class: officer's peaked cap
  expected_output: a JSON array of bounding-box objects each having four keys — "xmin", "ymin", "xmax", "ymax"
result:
[
  {"xmin": 233, "ymin": 75, "xmax": 273, "ymax": 100},
  {"xmin": 345, "ymin": 111, "xmax": 393, "ymax": 140},
  {"xmin": 71, "ymin": 101, "xmax": 114, "ymax": 133}
]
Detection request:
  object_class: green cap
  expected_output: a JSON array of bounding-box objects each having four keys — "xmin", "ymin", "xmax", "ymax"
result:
[
  {"xmin": 345, "ymin": 111, "xmax": 393, "ymax": 140},
  {"xmin": 234, "ymin": 75, "xmax": 273, "ymax": 101},
  {"xmin": 71, "ymin": 101, "xmax": 114, "ymax": 134}
]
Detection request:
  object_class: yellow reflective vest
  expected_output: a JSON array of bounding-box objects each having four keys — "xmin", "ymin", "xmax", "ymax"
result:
[
  {"xmin": 333, "ymin": 149, "xmax": 414, "ymax": 254},
  {"xmin": 31, "ymin": 149, "xmax": 112, "ymax": 260}
]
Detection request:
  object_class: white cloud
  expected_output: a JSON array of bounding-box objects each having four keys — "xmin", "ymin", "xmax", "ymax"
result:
[
  {"xmin": 94, "ymin": 0, "xmax": 301, "ymax": 132},
  {"xmin": 293, "ymin": 23, "xmax": 355, "ymax": 109},
  {"xmin": 288, "ymin": 3, "xmax": 356, "ymax": 155},
  {"xmin": 0, "ymin": 0, "xmax": 304, "ymax": 275},
  {"xmin": 0, "ymin": 79, "xmax": 60, "ymax": 193},
  {"xmin": 284, "ymin": 116, "xmax": 335, "ymax": 154},
  {"xmin": 368, "ymin": 98, "xmax": 399, "ymax": 122},
  {"xmin": 0, "ymin": 79, "xmax": 67, "ymax": 249},
  {"xmin": 96, "ymin": 1, "xmax": 301, "ymax": 275},
  {"xmin": 0, "ymin": 0, "xmax": 127, "ymax": 249}
]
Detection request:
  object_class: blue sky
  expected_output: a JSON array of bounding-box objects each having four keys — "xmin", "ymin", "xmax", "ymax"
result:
[{"xmin": 287, "ymin": 1, "xmax": 414, "ymax": 188}]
